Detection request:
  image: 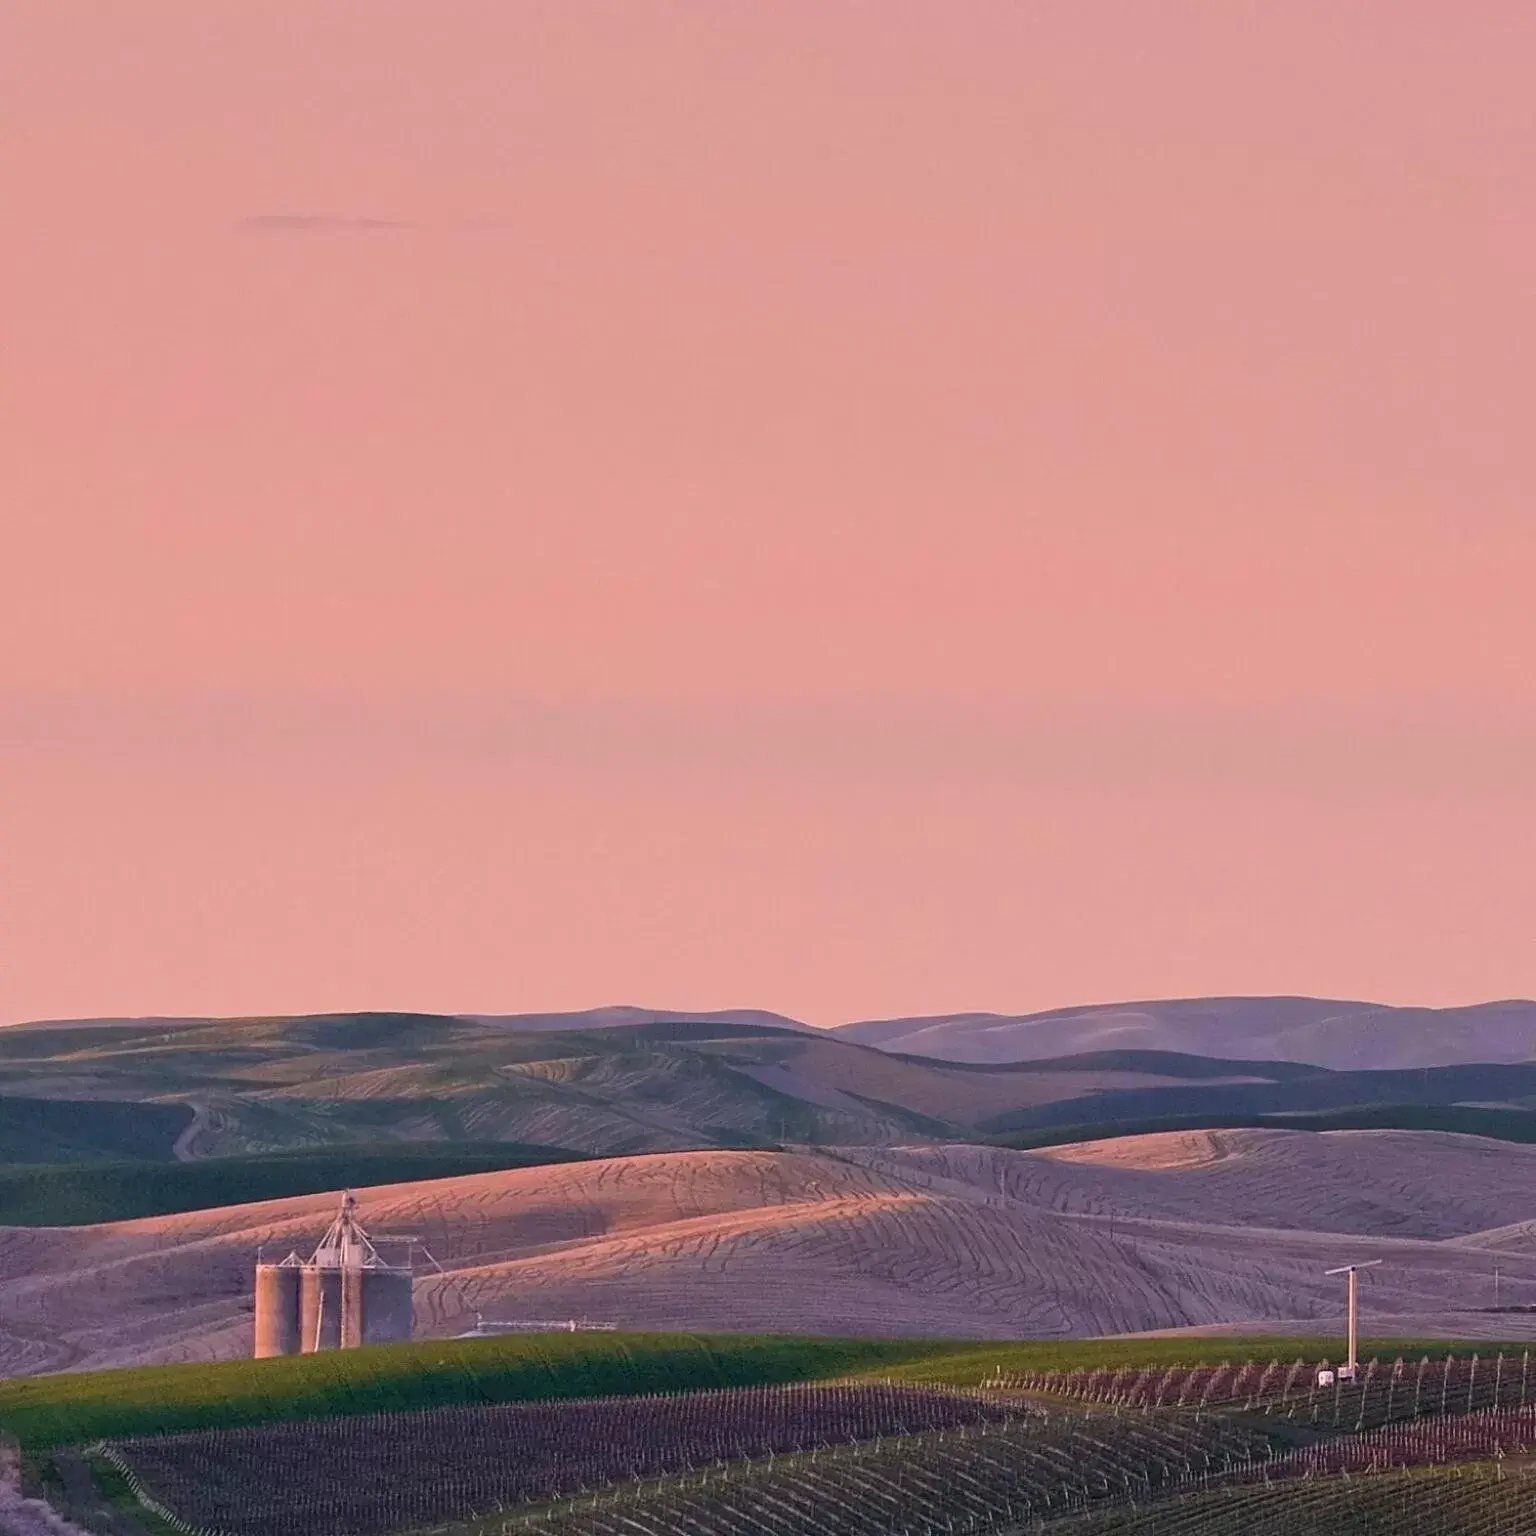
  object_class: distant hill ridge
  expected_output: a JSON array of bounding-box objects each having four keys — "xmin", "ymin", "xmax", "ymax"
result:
[
  {"xmin": 12, "ymin": 995, "xmax": 1536, "ymax": 1071},
  {"xmin": 833, "ymin": 996, "xmax": 1536, "ymax": 1071},
  {"xmin": 8, "ymin": 1005, "xmax": 814, "ymax": 1036}
]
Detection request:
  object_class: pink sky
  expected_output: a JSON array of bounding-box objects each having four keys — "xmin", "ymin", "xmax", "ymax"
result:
[{"xmin": 2, "ymin": 2, "xmax": 1533, "ymax": 1027}]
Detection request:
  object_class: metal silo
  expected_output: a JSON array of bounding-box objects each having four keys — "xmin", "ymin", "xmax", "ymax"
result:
[
  {"xmin": 300, "ymin": 1264, "xmax": 344, "ymax": 1352},
  {"xmin": 261, "ymin": 1191, "xmax": 417, "ymax": 1357},
  {"xmin": 360, "ymin": 1267, "xmax": 415, "ymax": 1345},
  {"xmin": 253, "ymin": 1255, "xmax": 303, "ymax": 1357},
  {"xmin": 341, "ymin": 1263, "xmax": 365, "ymax": 1349}
]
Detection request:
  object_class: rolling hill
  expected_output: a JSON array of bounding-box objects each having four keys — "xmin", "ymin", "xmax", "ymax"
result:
[
  {"xmin": 6, "ymin": 1009, "xmax": 1536, "ymax": 1194},
  {"xmin": 24, "ymin": 1004, "xmax": 815, "ymax": 1039},
  {"xmin": 0, "ymin": 1142, "xmax": 592, "ymax": 1227},
  {"xmin": 0, "ymin": 1012, "xmax": 1291, "ymax": 1164},
  {"xmin": 17, "ymin": 994, "xmax": 1536, "ymax": 1085},
  {"xmin": 833, "ymin": 997, "xmax": 1536, "ymax": 1070},
  {"xmin": 4, "ymin": 1130, "xmax": 1536, "ymax": 1378},
  {"xmin": 975, "ymin": 1058, "xmax": 1536, "ymax": 1135}
]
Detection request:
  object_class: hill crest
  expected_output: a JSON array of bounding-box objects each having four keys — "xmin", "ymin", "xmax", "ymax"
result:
[
  {"xmin": 832, "ymin": 996, "xmax": 1536, "ymax": 1071},
  {"xmin": 13, "ymin": 995, "xmax": 1535, "ymax": 1071}
]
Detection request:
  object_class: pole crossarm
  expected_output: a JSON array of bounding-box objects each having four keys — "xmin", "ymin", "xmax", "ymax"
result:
[{"xmin": 1324, "ymin": 1260, "xmax": 1383, "ymax": 1379}]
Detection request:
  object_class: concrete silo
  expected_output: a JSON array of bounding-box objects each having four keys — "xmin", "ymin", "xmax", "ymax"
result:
[
  {"xmin": 299, "ymin": 1264, "xmax": 345, "ymax": 1352},
  {"xmin": 360, "ymin": 1267, "xmax": 415, "ymax": 1345},
  {"xmin": 254, "ymin": 1192, "xmax": 416, "ymax": 1357},
  {"xmin": 252, "ymin": 1254, "xmax": 304, "ymax": 1357}
]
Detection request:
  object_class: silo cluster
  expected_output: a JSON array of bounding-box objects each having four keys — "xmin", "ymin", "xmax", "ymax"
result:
[{"xmin": 253, "ymin": 1193, "xmax": 414, "ymax": 1357}]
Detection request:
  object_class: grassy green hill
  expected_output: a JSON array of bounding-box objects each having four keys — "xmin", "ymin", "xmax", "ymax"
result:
[
  {"xmin": 0, "ymin": 1097, "xmax": 195, "ymax": 1164},
  {"xmin": 0, "ymin": 1333, "xmax": 942, "ymax": 1449},
  {"xmin": 909, "ymin": 1048, "xmax": 1329, "ymax": 1081},
  {"xmin": 0, "ymin": 1141, "xmax": 593, "ymax": 1227},
  {"xmin": 0, "ymin": 1330, "xmax": 1503, "ymax": 1453},
  {"xmin": 979, "ymin": 1060, "xmax": 1536, "ymax": 1134}
]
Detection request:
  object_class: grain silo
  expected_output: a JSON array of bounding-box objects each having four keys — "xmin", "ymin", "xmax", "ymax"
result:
[
  {"xmin": 359, "ymin": 1266, "xmax": 415, "ymax": 1345},
  {"xmin": 299, "ymin": 1264, "xmax": 345, "ymax": 1352},
  {"xmin": 252, "ymin": 1192, "xmax": 416, "ymax": 1357},
  {"xmin": 252, "ymin": 1253, "xmax": 304, "ymax": 1357}
]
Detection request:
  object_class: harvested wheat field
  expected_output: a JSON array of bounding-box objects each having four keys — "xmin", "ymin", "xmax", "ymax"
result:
[{"xmin": 3, "ymin": 1130, "xmax": 1536, "ymax": 1377}]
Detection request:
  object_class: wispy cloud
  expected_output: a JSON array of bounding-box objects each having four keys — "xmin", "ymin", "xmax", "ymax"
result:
[{"xmin": 235, "ymin": 214, "xmax": 413, "ymax": 235}]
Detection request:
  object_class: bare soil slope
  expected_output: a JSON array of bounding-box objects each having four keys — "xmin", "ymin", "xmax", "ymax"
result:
[{"xmin": 4, "ymin": 1130, "xmax": 1536, "ymax": 1378}]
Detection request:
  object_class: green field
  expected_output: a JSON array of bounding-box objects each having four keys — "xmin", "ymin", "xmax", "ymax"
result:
[
  {"xmin": 0, "ymin": 1097, "xmax": 194, "ymax": 1164},
  {"xmin": 0, "ymin": 1334, "xmax": 944, "ymax": 1450},
  {"xmin": 0, "ymin": 1330, "xmax": 1514, "ymax": 1452},
  {"xmin": 0, "ymin": 1141, "xmax": 593, "ymax": 1227}
]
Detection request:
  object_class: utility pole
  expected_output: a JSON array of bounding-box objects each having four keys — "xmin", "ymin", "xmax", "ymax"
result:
[{"xmin": 1325, "ymin": 1260, "xmax": 1382, "ymax": 1381}]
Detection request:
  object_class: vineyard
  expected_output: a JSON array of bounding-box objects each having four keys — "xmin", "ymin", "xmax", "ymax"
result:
[
  {"xmin": 990, "ymin": 1350, "xmax": 1536, "ymax": 1430},
  {"xmin": 1275, "ymin": 1404, "xmax": 1536, "ymax": 1476},
  {"xmin": 106, "ymin": 1394, "xmax": 1279, "ymax": 1536},
  {"xmin": 103, "ymin": 1383, "xmax": 1042, "ymax": 1536},
  {"xmin": 1051, "ymin": 1464, "xmax": 1536, "ymax": 1535},
  {"xmin": 92, "ymin": 1353, "xmax": 1536, "ymax": 1536},
  {"xmin": 478, "ymin": 1405, "xmax": 1536, "ymax": 1536}
]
